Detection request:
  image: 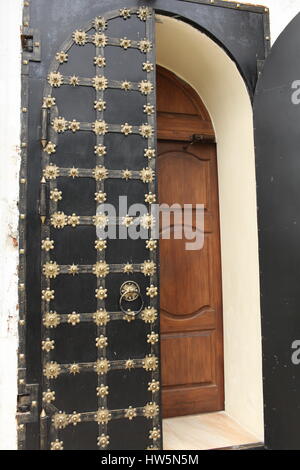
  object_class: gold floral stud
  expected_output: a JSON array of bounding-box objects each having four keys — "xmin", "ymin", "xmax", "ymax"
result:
[
  {"xmin": 69, "ymin": 167, "xmax": 79, "ymax": 178},
  {"xmin": 43, "ymin": 389, "xmax": 55, "ymax": 404},
  {"xmin": 69, "ymin": 412, "xmax": 81, "ymax": 426},
  {"xmin": 93, "ymin": 33, "xmax": 108, "ymax": 47},
  {"xmin": 95, "ymin": 239, "xmax": 107, "ymax": 252},
  {"xmin": 43, "ymin": 96, "xmax": 56, "ymax": 108},
  {"xmin": 146, "ymin": 239, "xmax": 157, "ymax": 251},
  {"xmin": 69, "ymin": 363, "xmax": 80, "ymax": 375},
  {"xmin": 94, "ymin": 99, "xmax": 106, "ymax": 111},
  {"xmin": 69, "ymin": 120, "xmax": 80, "ymax": 133},
  {"xmin": 141, "ymin": 306, "xmax": 157, "ymax": 324},
  {"xmin": 94, "ymin": 358, "xmax": 110, "ymax": 375},
  {"xmin": 55, "ymin": 51, "xmax": 68, "ymax": 63},
  {"xmin": 43, "ymin": 164, "xmax": 59, "ymax": 181},
  {"xmin": 139, "ymin": 124, "xmax": 153, "ymax": 138},
  {"xmin": 52, "ymin": 116, "xmax": 67, "ymax": 133},
  {"xmin": 68, "ymin": 264, "xmax": 79, "ymax": 276},
  {"xmin": 44, "ymin": 361, "xmax": 61, "ymax": 379},
  {"xmin": 50, "ymin": 439, "xmax": 64, "ymax": 450},
  {"xmin": 97, "ymin": 384, "xmax": 109, "ymax": 397},
  {"xmin": 123, "ymin": 263, "xmax": 134, "ymax": 274},
  {"xmin": 139, "ymin": 39, "xmax": 152, "ymax": 53},
  {"xmin": 93, "ymin": 120, "xmax": 108, "ymax": 135},
  {"xmin": 125, "ymin": 406, "xmax": 137, "ymax": 420},
  {"xmin": 139, "ymin": 80, "xmax": 153, "ymax": 95},
  {"xmin": 125, "ymin": 359, "xmax": 134, "ymax": 370},
  {"xmin": 140, "ymin": 167, "xmax": 154, "ymax": 183},
  {"xmin": 148, "ymin": 380, "xmax": 160, "ymax": 393},
  {"xmin": 94, "ymin": 55, "xmax": 106, "ymax": 67},
  {"xmin": 143, "ymin": 61, "xmax": 154, "ymax": 73},
  {"xmin": 93, "ymin": 309, "xmax": 110, "ymax": 326},
  {"xmin": 97, "ymin": 434, "xmax": 109, "ymax": 449},
  {"xmin": 43, "ymin": 261, "xmax": 60, "ymax": 279},
  {"xmin": 53, "ymin": 412, "xmax": 69, "ymax": 429},
  {"xmin": 68, "ymin": 213, "xmax": 80, "ymax": 227},
  {"xmin": 93, "ymin": 261, "xmax": 109, "ymax": 278},
  {"xmin": 41, "ymin": 238, "xmax": 54, "ymax": 251},
  {"xmin": 120, "ymin": 37, "xmax": 132, "ymax": 49},
  {"xmin": 143, "ymin": 354, "xmax": 158, "ymax": 371},
  {"xmin": 146, "ymin": 284, "xmax": 158, "ymax": 298},
  {"xmin": 120, "ymin": 8, "xmax": 131, "ymax": 19},
  {"xmin": 122, "ymin": 169, "xmax": 132, "ymax": 180},
  {"xmin": 50, "ymin": 188, "xmax": 62, "ymax": 202},
  {"xmin": 138, "ymin": 6, "xmax": 151, "ymax": 21},
  {"xmin": 48, "ymin": 72, "xmax": 63, "ymax": 87},
  {"xmin": 95, "ymin": 408, "xmax": 111, "ymax": 424},
  {"xmin": 93, "ymin": 16, "xmax": 107, "ymax": 30},
  {"xmin": 121, "ymin": 123, "xmax": 133, "ymax": 135},
  {"xmin": 94, "ymin": 145, "xmax": 107, "ymax": 157},
  {"xmin": 144, "ymin": 148, "xmax": 156, "ymax": 159},
  {"xmin": 95, "ymin": 191, "xmax": 107, "ymax": 203},
  {"xmin": 51, "ymin": 212, "xmax": 67, "ymax": 229},
  {"xmin": 141, "ymin": 260, "xmax": 156, "ymax": 276},
  {"xmin": 95, "ymin": 287, "xmax": 108, "ymax": 300},
  {"xmin": 93, "ymin": 213, "xmax": 108, "ymax": 228},
  {"xmin": 92, "ymin": 76, "xmax": 108, "ymax": 91},
  {"xmin": 69, "ymin": 75, "xmax": 79, "ymax": 86},
  {"xmin": 67, "ymin": 312, "xmax": 80, "ymax": 326},
  {"xmin": 42, "ymin": 288, "xmax": 55, "ymax": 302},
  {"xmin": 42, "ymin": 338, "xmax": 55, "ymax": 352},
  {"xmin": 147, "ymin": 332, "xmax": 159, "ymax": 345},
  {"xmin": 73, "ymin": 30, "xmax": 87, "ymax": 45},
  {"xmin": 93, "ymin": 165, "xmax": 108, "ymax": 180},
  {"xmin": 143, "ymin": 402, "xmax": 159, "ymax": 419},
  {"xmin": 43, "ymin": 311, "xmax": 60, "ymax": 328},
  {"xmin": 121, "ymin": 80, "xmax": 132, "ymax": 91},
  {"xmin": 44, "ymin": 142, "xmax": 57, "ymax": 155},
  {"xmin": 149, "ymin": 427, "xmax": 161, "ymax": 441}
]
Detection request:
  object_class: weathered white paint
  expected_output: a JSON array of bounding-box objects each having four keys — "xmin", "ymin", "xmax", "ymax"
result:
[
  {"xmin": 0, "ymin": 0, "xmax": 300, "ymax": 450},
  {"xmin": 0, "ymin": 0, "xmax": 22, "ymax": 450}
]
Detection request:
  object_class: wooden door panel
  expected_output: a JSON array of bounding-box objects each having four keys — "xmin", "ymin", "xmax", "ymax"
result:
[
  {"xmin": 158, "ymin": 138, "xmax": 223, "ymax": 418},
  {"xmin": 161, "ymin": 331, "xmax": 215, "ymax": 387},
  {"xmin": 160, "ymin": 234, "xmax": 212, "ymax": 316},
  {"xmin": 160, "ymin": 309, "xmax": 216, "ymax": 333},
  {"xmin": 158, "ymin": 149, "xmax": 211, "ymax": 208}
]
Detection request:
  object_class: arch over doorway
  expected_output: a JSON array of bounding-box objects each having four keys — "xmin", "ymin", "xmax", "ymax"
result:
[{"xmin": 156, "ymin": 15, "xmax": 264, "ymax": 440}]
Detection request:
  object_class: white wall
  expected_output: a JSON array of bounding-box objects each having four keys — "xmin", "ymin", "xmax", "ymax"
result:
[
  {"xmin": 157, "ymin": 14, "xmax": 264, "ymax": 440},
  {"xmin": 0, "ymin": 0, "xmax": 22, "ymax": 450},
  {"xmin": 0, "ymin": 0, "xmax": 299, "ymax": 450}
]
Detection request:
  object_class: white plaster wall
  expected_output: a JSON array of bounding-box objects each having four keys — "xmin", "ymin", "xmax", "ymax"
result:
[
  {"xmin": 0, "ymin": 0, "xmax": 300, "ymax": 450},
  {"xmin": 0, "ymin": 0, "xmax": 22, "ymax": 450}
]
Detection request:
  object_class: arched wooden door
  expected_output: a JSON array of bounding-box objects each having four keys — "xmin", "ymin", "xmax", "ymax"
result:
[{"xmin": 157, "ymin": 67, "xmax": 224, "ymax": 418}]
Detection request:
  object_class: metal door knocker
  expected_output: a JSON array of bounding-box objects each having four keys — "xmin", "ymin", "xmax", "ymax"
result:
[{"xmin": 119, "ymin": 281, "xmax": 144, "ymax": 321}]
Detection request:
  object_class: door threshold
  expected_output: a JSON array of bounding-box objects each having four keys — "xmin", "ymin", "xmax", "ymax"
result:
[{"xmin": 163, "ymin": 411, "xmax": 262, "ymax": 450}]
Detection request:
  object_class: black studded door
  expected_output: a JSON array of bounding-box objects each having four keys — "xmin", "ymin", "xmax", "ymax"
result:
[{"xmin": 20, "ymin": 5, "xmax": 161, "ymax": 451}]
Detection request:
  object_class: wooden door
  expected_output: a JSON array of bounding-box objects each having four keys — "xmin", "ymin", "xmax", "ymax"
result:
[{"xmin": 157, "ymin": 67, "xmax": 224, "ymax": 418}]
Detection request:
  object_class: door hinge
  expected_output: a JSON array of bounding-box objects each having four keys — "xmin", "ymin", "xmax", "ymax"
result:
[
  {"xmin": 17, "ymin": 384, "xmax": 39, "ymax": 424},
  {"xmin": 21, "ymin": 28, "xmax": 41, "ymax": 63},
  {"xmin": 190, "ymin": 133, "xmax": 216, "ymax": 144}
]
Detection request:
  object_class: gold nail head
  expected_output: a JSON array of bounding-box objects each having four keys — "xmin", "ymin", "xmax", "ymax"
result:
[
  {"xmin": 19, "ymin": 354, "xmax": 25, "ymax": 360},
  {"xmin": 32, "ymin": 401, "xmax": 37, "ymax": 407},
  {"xmin": 20, "ymin": 249, "xmax": 25, "ymax": 254},
  {"xmin": 22, "ymin": 107, "xmax": 27, "ymax": 113},
  {"xmin": 19, "ymin": 319, "xmax": 25, "ymax": 326},
  {"xmin": 21, "ymin": 178, "xmax": 26, "ymax": 184},
  {"xmin": 23, "ymin": 60, "xmax": 28, "ymax": 65},
  {"xmin": 20, "ymin": 214, "xmax": 26, "ymax": 219},
  {"xmin": 19, "ymin": 379, "xmax": 25, "ymax": 385}
]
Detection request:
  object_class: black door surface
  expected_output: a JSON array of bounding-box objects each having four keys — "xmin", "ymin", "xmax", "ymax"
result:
[
  {"xmin": 19, "ymin": 5, "xmax": 161, "ymax": 451},
  {"xmin": 17, "ymin": 0, "xmax": 268, "ymax": 451},
  {"xmin": 254, "ymin": 12, "xmax": 300, "ymax": 450}
]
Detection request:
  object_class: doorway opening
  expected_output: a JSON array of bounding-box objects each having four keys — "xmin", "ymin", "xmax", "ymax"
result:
[{"xmin": 156, "ymin": 14, "xmax": 264, "ymax": 450}]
